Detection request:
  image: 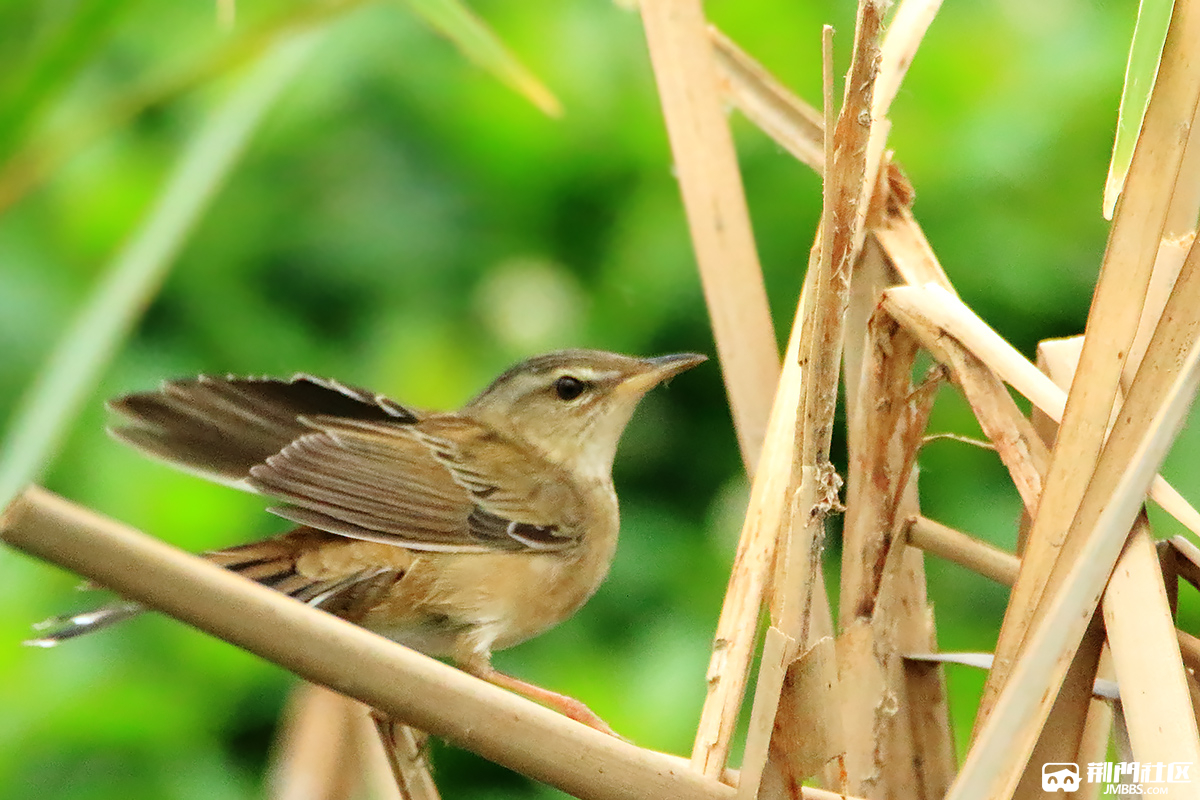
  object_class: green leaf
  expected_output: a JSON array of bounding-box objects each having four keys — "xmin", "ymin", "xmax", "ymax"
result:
[
  {"xmin": 400, "ymin": 0, "xmax": 562, "ymax": 117},
  {"xmin": 0, "ymin": 27, "xmax": 325, "ymax": 507},
  {"xmin": 1103, "ymin": 0, "xmax": 1176, "ymax": 219}
]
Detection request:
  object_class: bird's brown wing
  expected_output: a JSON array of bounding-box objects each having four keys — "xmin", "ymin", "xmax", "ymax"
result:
[
  {"xmin": 109, "ymin": 374, "xmax": 416, "ymax": 487},
  {"xmin": 110, "ymin": 375, "xmax": 581, "ymax": 553},
  {"xmin": 249, "ymin": 414, "xmax": 583, "ymax": 553}
]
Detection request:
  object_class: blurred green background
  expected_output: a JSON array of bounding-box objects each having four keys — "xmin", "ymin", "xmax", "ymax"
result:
[{"xmin": 2, "ymin": 0, "xmax": 1198, "ymax": 798}]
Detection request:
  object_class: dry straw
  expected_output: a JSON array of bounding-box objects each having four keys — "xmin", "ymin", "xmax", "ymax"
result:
[{"xmin": 4, "ymin": 0, "xmax": 1200, "ymax": 798}]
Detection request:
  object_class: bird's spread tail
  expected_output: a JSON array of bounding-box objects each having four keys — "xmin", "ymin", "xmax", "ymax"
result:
[{"xmin": 27, "ymin": 528, "xmax": 401, "ymax": 646}]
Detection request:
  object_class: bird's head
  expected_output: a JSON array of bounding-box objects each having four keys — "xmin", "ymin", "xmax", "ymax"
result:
[{"xmin": 464, "ymin": 349, "xmax": 706, "ymax": 480}]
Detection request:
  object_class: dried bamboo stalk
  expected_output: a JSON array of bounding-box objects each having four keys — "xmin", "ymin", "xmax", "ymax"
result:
[
  {"xmin": 371, "ymin": 716, "xmax": 441, "ymax": 800},
  {"xmin": 638, "ymin": 0, "xmax": 780, "ymax": 471},
  {"xmin": 782, "ymin": 7, "xmax": 893, "ymax": 795},
  {"xmin": 882, "ymin": 283, "xmax": 1200, "ymax": 535},
  {"xmin": 761, "ymin": 636, "xmax": 844, "ymax": 798},
  {"xmin": 773, "ymin": 4, "xmax": 953, "ymax": 790},
  {"xmin": 1008, "ymin": 232, "xmax": 1200, "ymax": 796},
  {"xmin": 690, "ymin": 254, "xmax": 817, "ymax": 779},
  {"xmin": 796, "ymin": 2, "xmax": 883, "ymax": 472},
  {"xmin": 946, "ymin": 330, "xmax": 1200, "ymax": 799},
  {"xmin": 906, "ymin": 515, "xmax": 1018, "ymax": 586},
  {"xmin": 709, "ymin": 27, "xmax": 954, "ymax": 294},
  {"xmin": 839, "ymin": 310, "xmax": 930, "ymax": 624},
  {"xmin": 741, "ymin": 9, "xmax": 897, "ymax": 792},
  {"xmin": 896, "ymin": 322, "xmax": 1048, "ymax": 516},
  {"xmin": 1073, "ymin": 647, "xmax": 1116, "ymax": 800},
  {"xmin": 733, "ymin": 26, "xmax": 846, "ymax": 798},
  {"xmin": 1172, "ymin": 535, "xmax": 1200, "ymax": 590},
  {"xmin": 735, "ymin": 627, "xmax": 797, "ymax": 800},
  {"xmin": 268, "ymin": 683, "xmax": 364, "ymax": 800},
  {"xmin": 1102, "ymin": 522, "xmax": 1200, "ymax": 770},
  {"xmin": 781, "ymin": 0, "xmax": 885, "ymax": 662},
  {"xmin": 873, "ymin": 0, "xmax": 945, "ymax": 118},
  {"xmin": 709, "ymin": 28, "xmax": 823, "ymax": 173},
  {"xmin": 835, "ymin": 141, "xmax": 955, "ymax": 800},
  {"xmin": 980, "ymin": 0, "xmax": 1200, "ymax": 729},
  {"xmin": 0, "ymin": 487, "xmax": 734, "ymax": 800}
]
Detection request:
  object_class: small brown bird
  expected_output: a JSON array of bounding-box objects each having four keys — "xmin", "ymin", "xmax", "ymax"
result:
[{"xmin": 31, "ymin": 349, "xmax": 705, "ymax": 732}]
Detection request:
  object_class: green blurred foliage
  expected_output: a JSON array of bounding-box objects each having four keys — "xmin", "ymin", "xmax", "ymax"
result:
[{"xmin": 1, "ymin": 0, "xmax": 1199, "ymax": 798}]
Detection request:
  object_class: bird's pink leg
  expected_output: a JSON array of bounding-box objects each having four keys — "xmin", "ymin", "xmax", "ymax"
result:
[{"xmin": 473, "ymin": 667, "xmax": 621, "ymax": 738}]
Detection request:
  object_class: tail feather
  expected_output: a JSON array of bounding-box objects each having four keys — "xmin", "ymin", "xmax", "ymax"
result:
[
  {"xmin": 26, "ymin": 601, "xmax": 145, "ymax": 647},
  {"xmin": 28, "ymin": 529, "xmax": 403, "ymax": 645}
]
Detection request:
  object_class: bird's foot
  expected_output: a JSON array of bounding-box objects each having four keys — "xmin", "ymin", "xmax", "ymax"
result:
[{"xmin": 477, "ymin": 668, "xmax": 623, "ymax": 739}]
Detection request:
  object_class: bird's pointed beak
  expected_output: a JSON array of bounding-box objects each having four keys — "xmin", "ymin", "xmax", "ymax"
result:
[{"xmin": 620, "ymin": 353, "xmax": 708, "ymax": 394}]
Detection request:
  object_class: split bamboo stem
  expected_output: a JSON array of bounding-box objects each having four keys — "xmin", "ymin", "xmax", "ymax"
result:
[
  {"xmin": 732, "ymin": 3, "xmax": 954, "ymax": 793},
  {"xmin": 785, "ymin": 0, "xmax": 884, "ymax": 640},
  {"xmin": 766, "ymin": 6, "xmax": 891, "ymax": 795},
  {"xmin": 839, "ymin": 309, "xmax": 930, "ymax": 625}
]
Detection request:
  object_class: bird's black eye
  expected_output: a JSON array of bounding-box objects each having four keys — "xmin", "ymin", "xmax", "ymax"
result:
[{"xmin": 554, "ymin": 376, "xmax": 587, "ymax": 401}]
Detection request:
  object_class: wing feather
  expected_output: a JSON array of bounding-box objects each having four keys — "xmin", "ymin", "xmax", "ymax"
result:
[{"xmin": 111, "ymin": 375, "xmax": 583, "ymax": 553}]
